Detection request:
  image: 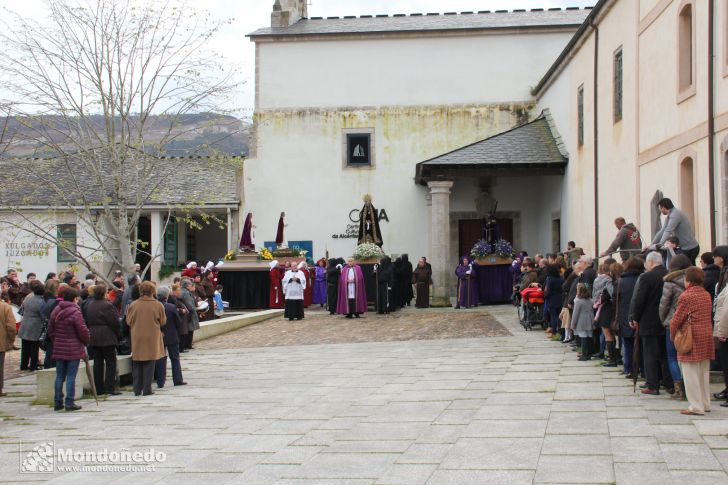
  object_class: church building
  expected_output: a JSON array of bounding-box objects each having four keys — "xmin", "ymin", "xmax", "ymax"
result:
[{"xmin": 245, "ymin": 0, "xmax": 728, "ymax": 304}]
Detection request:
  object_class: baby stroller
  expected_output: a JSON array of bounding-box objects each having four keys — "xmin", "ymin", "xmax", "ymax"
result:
[{"xmin": 519, "ymin": 285, "xmax": 546, "ymax": 331}]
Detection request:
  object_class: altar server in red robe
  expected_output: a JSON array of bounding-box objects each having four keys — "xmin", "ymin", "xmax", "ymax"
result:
[
  {"xmin": 299, "ymin": 262, "xmax": 313, "ymax": 308},
  {"xmin": 268, "ymin": 261, "xmax": 284, "ymax": 309}
]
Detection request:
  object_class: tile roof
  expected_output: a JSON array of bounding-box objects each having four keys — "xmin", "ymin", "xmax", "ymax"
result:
[
  {"xmin": 0, "ymin": 153, "xmax": 243, "ymax": 208},
  {"xmin": 249, "ymin": 8, "xmax": 592, "ymax": 38},
  {"xmin": 415, "ymin": 110, "xmax": 568, "ymax": 183}
]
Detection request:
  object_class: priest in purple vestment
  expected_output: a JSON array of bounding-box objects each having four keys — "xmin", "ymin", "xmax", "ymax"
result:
[
  {"xmin": 337, "ymin": 258, "xmax": 368, "ymax": 318},
  {"xmin": 455, "ymin": 256, "xmax": 478, "ymax": 308}
]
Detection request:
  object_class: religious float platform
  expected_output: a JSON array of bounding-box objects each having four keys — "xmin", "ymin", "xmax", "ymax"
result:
[
  {"xmin": 216, "ymin": 253, "xmax": 271, "ymax": 310},
  {"xmin": 471, "ymin": 241, "xmax": 514, "ymax": 305}
]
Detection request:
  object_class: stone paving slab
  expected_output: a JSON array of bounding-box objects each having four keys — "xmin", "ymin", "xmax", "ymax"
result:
[{"xmin": 2, "ymin": 305, "xmax": 728, "ymax": 484}]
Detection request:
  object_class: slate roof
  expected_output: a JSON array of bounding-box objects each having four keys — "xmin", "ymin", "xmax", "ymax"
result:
[
  {"xmin": 248, "ymin": 8, "xmax": 592, "ymax": 38},
  {"xmin": 415, "ymin": 110, "xmax": 568, "ymax": 184},
  {"xmin": 0, "ymin": 153, "xmax": 243, "ymax": 208}
]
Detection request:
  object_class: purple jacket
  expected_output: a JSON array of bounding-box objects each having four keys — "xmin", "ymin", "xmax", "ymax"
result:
[
  {"xmin": 48, "ymin": 301, "xmax": 90, "ymax": 361},
  {"xmin": 337, "ymin": 264, "xmax": 368, "ymax": 314}
]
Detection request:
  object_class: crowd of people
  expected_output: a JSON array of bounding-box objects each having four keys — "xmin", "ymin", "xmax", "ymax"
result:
[
  {"xmin": 514, "ymin": 198, "xmax": 728, "ymax": 416},
  {"xmin": 0, "ymin": 261, "xmax": 227, "ymax": 411},
  {"xmin": 3, "ymin": 197, "xmax": 728, "ymax": 418},
  {"xmin": 267, "ymin": 255, "xmax": 435, "ymax": 320}
]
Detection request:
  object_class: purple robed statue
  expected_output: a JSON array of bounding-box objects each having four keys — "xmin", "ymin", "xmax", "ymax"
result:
[
  {"xmin": 455, "ymin": 256, "xmax": 479, "ymax": 308},
  {"xmin": 239, "ymin": 212, "xmax": 254, "ymax": 250},
  {"xmin": 337, "ymin": 261, "xmax": 368, "ymax": 317},
  {"xmin": 312, "ymin": 260, "xmax": 327, "ymax": 306}
]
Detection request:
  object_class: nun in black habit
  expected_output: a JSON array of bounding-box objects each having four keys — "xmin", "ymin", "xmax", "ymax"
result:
[
  {"xmin": 326, "ymin": 258, "xmax": 343, "ymax": 315},
  {"xmin": 375, "ymin": 256, "xmax": 393, "ymax": 314}
]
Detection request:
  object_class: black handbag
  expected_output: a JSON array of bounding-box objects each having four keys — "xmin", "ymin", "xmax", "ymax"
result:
[{"xmin": 38, "ymin": 320, "xmax": 48, "ymax": 351}]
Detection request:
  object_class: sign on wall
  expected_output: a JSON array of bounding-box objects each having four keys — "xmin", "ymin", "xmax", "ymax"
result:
[{"xmin": 332, "ymin": 207, "xmax": 389, "ymax": 239}]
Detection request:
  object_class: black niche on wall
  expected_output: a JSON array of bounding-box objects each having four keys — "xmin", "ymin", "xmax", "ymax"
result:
[{"xmin": 346, "ymin": 133, "xmax": 371, "ymax": 166}]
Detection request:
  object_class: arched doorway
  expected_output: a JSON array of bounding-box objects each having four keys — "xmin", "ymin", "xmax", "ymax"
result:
[{"xmin": 679, "ymin": 157, "xmax": 695, "ymax": 227}]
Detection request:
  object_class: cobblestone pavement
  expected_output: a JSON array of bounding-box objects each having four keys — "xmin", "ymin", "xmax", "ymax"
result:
[
  {"xmin": 2, "ymin": 305, "xmax": 728, "ymax": 484},
  {"xmin": 4, "ymin": 338, "xmax": 32, "ymax": 381},
  {"xmin": 196, "ymin": 307, "xmax": 510, "ymax": 349}
]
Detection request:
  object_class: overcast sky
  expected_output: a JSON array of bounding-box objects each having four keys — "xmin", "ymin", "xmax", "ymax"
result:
[{"xmin": 2, "ymin": 1, "xmax": 595, "ymax": 117}]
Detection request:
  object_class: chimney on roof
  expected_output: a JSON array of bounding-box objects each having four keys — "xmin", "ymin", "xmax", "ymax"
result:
[{"xmin": 271, "ymin": 0, "xmax": 308, "ymax": 28}]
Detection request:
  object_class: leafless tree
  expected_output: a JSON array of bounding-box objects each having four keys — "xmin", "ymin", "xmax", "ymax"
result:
[{"xmin": 0, "ymin": 0, "xmax": 242, "ymax": 283}]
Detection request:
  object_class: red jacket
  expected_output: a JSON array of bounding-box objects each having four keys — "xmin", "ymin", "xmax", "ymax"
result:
[
  {"xmin": 48, "ymin": 301, "xmax": 90, "ymax": 361},
  {"xmin": 670, "ymin": 285, "xmax": 715, "ymax": 362}
]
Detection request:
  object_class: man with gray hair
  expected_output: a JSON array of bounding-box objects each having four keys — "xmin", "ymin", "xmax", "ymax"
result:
[{"xmin": 629, "ymin": 251, "xmax": 672, "ymax": 395}]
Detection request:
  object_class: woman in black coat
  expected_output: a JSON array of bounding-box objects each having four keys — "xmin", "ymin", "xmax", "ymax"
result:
[
  {"xmin": 86, "ymin": 284, "xmax": 121, "ymax": 395},
  {"xmin": 615, "ymin": 257, "xmax": 645, "ymax": 378}
]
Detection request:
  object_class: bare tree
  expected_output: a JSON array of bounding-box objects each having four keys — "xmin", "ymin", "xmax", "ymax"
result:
[{"xmin": 0, "ymin": 0, "xmax": 241, "ymax": 283}]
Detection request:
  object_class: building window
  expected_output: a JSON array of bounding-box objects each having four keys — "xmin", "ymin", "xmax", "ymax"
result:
[
  {"xmin": 613, "ymin": 47, "xmax": 623, "ymax": 122},
  {"xmin": 678, "ymin": 2, "xmax": 694, "ymax": 97},
  {"xmin": 57, "ymin": 224, "xmax": 77, "ymax": 262},
  {"xmin": 577, "ymin": 84, "xmax": 584, "ymax": 146},
  {"xmin": 346, "ymin": 133, "xmax": 371, "ymax": 166}
]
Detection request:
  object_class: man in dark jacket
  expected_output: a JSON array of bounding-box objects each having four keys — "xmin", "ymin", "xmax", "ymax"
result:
[
  {"xmin": 86, "ymin": 285, "xmax": 121, "ymax": 395},
  {"xmin": 155, "ymin": 287, "xmax": 186, "ymax": 388},
  {"xmin": 601, "ymin": 217, "xmax": 643, "ymax": 261},
  {"xmin": 701, "ymin": 252, "xmax": 721, "ymax": 300},
  {"xmin": 629, "ymin": 251, "xmax": 672, "ymax": 394}
]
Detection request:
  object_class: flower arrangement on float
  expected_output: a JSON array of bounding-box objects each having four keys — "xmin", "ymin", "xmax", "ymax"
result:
[
  {"xmin": 257, "ymin": 247, "xmax": 273, "ymax": 261},
  {"xmin": 353, "ymin": 242, "xmax": 385, "ymax": 262},
  {"xmin": 493, "ymin": 239, "xmax": 515, "ymax": 258},
  {"xmin": 470, "ymin": 239, "xmax": 514, "ymax": 265}
]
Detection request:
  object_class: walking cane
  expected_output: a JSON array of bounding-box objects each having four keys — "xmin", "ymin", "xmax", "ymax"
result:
[
  {"xmin": 633, "ymin": 323, "xmax": 641, "ymax": 393},
  {"xmin": 374, "ymin": 265, "xmax": 379, "ymax": 313},
  {"xmin": 456, "ymin": 276, "xmax": 461, "ymax": 309},
  {"xmin": 82, "ymin": 353, "xmax": 99, "ymax": 406},
  {"xmin": 467, "ymin": 273, "xmax": 471, "ymax": 309}
]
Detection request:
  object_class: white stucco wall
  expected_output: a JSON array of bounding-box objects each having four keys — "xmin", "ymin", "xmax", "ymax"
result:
[
  {"xmin": 0, "ymin": 212, "xmax": 109, "ymax": 279},
  {"xmin": 245, "ymin": 105, "xmax": 535, "ymax": 260},
  {"xmin": 256, "ymin": 30, "xmax": 578, "ymax": 109}
]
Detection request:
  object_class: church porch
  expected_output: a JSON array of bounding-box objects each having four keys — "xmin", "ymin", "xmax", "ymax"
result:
[{"xmin": 415, "ymin": 112, "xmax": 568, "ymax": 306}]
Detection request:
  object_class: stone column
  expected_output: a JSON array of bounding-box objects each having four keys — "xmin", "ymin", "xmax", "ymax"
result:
[
  {"xmin": 149, "ymin": 211, "xmax": 164, "ymax": 281},
  {"xmin": 428, "ymin": 180, "xmax": 454, "ymax": 307},
  {"xmin": 425, "ymin": 193, "xmax": 432, "ymax": 261}
]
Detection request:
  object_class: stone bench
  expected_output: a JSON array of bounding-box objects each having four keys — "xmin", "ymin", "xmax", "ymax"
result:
[
  {"xmin": 35, "ymin": 309, "xmax": 283, "ymax": 402},
  {"xmin": 36, "ymin": 355, "xmax": 133, "ymax": 404}
]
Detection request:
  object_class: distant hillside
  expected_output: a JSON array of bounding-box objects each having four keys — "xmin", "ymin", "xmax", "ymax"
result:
[{"xmin": 0, "ymin": 113, "xmax": 250, "ymax": 158}]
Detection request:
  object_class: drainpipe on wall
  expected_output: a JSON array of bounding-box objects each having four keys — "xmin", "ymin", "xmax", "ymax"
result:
[
  {"xmin": 708, "ymin": 0, "xmax": 716, "ymax": 249},
  {"xmin": 591, "ymin": 17, "xmax": 600, "ymax": 258}
]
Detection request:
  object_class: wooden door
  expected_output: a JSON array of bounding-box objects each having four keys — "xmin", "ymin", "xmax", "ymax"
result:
[{"xmin": 459, "ymin": 218, "xmax": 514, "ymax": 258}]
